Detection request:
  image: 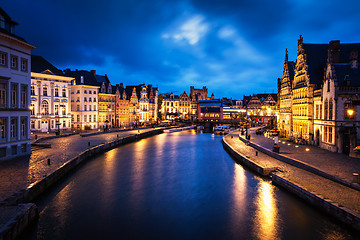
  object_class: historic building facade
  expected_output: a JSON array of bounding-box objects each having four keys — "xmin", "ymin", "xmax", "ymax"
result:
[
  {"xmin": 97, "ymin": 74, "xmax": 115, "ymax": 129},
  {"xmin": 30, "ymin": 56, "xmax": 72, "ymax": 132},
  {"xmin": 0, "ymin": 8, "xmax": 35, "ymax": 160},
  {"xmin": 115, "ymin": 83, "xmax": 130, "ymax": 127},
  {"xmin": 179, "ymin": 91, "xmax": 191, "ymax": 120},
  {"xmin": 278, "ymin": 49, "xmax": 294, "ymax": 138},
  {"xmin": 162, "ymin": 93, "xmax": 179, "ymax": 120}
]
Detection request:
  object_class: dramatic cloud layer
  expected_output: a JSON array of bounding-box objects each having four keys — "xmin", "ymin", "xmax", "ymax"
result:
[{"xmin": 3, "ymin": 0, "xmax": 360, "ymax": 98}]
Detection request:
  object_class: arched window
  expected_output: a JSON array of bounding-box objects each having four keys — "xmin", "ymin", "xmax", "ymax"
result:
[
  {"xmin": 324, "ymin": 99, "xmax": 328, "ymax": 120},
  {"xmin": 41, "ymin": 100, "xmax": 49, "ymax": 115},
  {"xmin": 329, "ymin": 99, "xmax": 333, "ymax": 120}
]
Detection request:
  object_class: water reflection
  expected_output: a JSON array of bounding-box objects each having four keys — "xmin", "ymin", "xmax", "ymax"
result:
[
  {"xmin": 254, "ymin": 180, "xmax": 279, "ymax": 240},
  {"xmin": 230, "ymin": 163, "xmax": 247, "ymax": 236}
]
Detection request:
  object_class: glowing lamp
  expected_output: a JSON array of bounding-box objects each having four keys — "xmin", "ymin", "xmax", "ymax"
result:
[{"xmin": 347, "ymin": 109, "xmax": 354, "ymax": 116}]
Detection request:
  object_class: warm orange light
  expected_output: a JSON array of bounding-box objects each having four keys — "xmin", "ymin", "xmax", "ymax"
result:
[{"xmin": 347, "ymin": 109, "xmax": 354, "ymax": 116}]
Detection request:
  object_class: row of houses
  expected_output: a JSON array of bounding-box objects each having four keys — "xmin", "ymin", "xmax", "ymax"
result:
[
  {"xmin": 0, "ymin": 8, "xmax": 160, "ymax": 161},
  {"xmin": 278, "ymin": 35, "xmax": 360, "ymax": 157},
  {"xmin": 31, "ymin": 58, "xmax": 159, "ymax": 132}
]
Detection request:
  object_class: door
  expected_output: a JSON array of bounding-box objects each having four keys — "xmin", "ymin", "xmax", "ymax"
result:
[
  {"xmin": 343, "ymin": 133, "xmax": 350, "ymax": 155},
  {"xmin": 41, "ymin": 120, "xmax": 48, "ymax": 132}
]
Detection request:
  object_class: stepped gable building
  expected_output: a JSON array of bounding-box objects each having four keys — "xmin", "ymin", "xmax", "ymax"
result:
[
  {"xmin": 30, "ymin": 55, "xmax": 73, "ymax": 133},
  {"xmin": 190, "ymin": 86, "xmax": 208, "ymax": 121},
  {"xmin": 179, "ymin": 91, "xmax": 191, "ymax": 120},
  {"xmin": 291, "ymin": 35, "xmax": 329, "ymax": 142},
  {"xmin": 95, "ymin": 71, "xmax": 116, "ymax": 128},
  {"xmin": 125, "ymin": 85, "xmax": 139, "ymax": 126},
  {"xmin": 147, "ymin": 84, "xmax": 158, "ymax": 123},
  {"xmin": 278, "ymin": 49, "xmax": 295, "ymax": 138},
  {"xmin": 246, "ymin": 93, "xmax": 277, "ymax": 124},
  {"xmin": 162, "ymin": 93, "xmax": 179, "ymax": 120},
  {"xmin": 314, "ymin": 41, "xmax": 360, "ymax": 156},
  {"xmin": 64, "ymin": 69, "xmax": 99, "ymax": 130},
  {"xmin": 0, "ymin": 8, "xmax": 36, "ymax": 161},
  {"xmin": 115, "ymin": 83, "xmax": 130, "ymax": 127}
]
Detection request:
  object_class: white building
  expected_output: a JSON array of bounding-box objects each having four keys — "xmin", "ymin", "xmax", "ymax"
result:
[
  {"xmin": 65, "ymin": 70, "xmax": 100, "ymax": 130},
  {"xmin": 0, "ymin": 8, "xmax": 35, "ymax": 161},
  {"xmin": 30, "ymin": 56, "xmax": 73, "ymax": 132}
]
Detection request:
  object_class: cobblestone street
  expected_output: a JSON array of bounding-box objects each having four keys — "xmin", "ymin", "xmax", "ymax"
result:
[{"xmin": 0, "ymin": 128, "xmax": 158, "ymax": 202}]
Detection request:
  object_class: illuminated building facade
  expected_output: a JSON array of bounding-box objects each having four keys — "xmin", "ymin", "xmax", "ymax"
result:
[
  {"xmin": 162, "ymin": 93, "xmax": 179, "ymax": 120},
  {"xmin": 246, "ymin": 94, "xmax": 277, "ymax": 124},
  {"xmin": 179, "ymin": 91, "xmax": 191, "ymax": 120},
  {"xmin": 97, "ymin": 74, "xmax": 115, "ymax": 128},
  {"xmin": 30, "ymin": 56, "xmax": 72, "ymax": 132},
  {"xmin": 0, "ymin": 8, "xmax": 35, "ymax": 160},
  {"xmin": 115, "ymin": 83, "xmax": 130, "ymax": 127},
  {"xmin": 278, "ymin": 49, "xmax": 294, "ymax": 138}
]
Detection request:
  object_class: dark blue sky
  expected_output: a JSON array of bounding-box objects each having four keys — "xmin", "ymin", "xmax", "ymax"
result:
[{"xmin": 2, "ymin": 0, "xmax": 360, "ymax": 98}]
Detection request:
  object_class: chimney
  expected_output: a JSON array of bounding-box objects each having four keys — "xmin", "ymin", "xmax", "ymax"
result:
[
  {"xmin": 350, "ymin": 50, "xmax": 358, "ymax": 68},
  {"xmin": 328, "ymin": 40, "xmax": 340, "ymax": 63},
  {"xmin": 90, "ymin": 70, "xmax": 96, "ymax": 77},
  {"xmin": 120, "ymin": 83, "xmax": 124, "ymax": 88},
  {"xmin": 80, "ymin": 76, "xmax": 84, "ymax": 84}
]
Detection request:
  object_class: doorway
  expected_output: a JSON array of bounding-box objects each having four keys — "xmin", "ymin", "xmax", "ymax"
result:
[{"xmin": 343, "ymin": 133, "xmax": 350, "ymax": 155}]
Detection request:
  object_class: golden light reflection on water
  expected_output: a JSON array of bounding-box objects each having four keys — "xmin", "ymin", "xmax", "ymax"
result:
[
  {"xmin": 254, "ymin": 180, "xmax": 279, "ymax": 240},
  {"xmin": 100, "ymin": 149, "xmax": 117, "ymax": 208},
  {"xmin": 231, "ymin": 163, "xmax": 247, "ymax": 235}
]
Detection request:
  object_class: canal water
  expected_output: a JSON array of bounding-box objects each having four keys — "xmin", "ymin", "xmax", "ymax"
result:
[{"xmin": 24, "ymin": 130, "xmax": 357, "ymax": 239}]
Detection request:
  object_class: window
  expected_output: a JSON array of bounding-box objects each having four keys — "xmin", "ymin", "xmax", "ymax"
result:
[
  {"xmin": 0, "ymin": 82, "xmax": 6, "ymax": 108},
  {"xmin": 71, "ymin": 114, "xmax": 74, "ymax": 122},
  {"xmin": 41, "ymin": 100, "xmax": 49, "ymax": 115},
  {"xmin": 84, "ymin": 90, "xmax": 87, "ymax": 94},
  {"xmin": 89, "ymin": 105, "xmax": 92, "ymax": 111},
  {"xmin": 21, "ymin": 58, "xmax": 28, "ymax": 72},
  {"xmin": 0, "ymin": 118, "xmax": 6, "ymax": 142},
  {"xmin": 94, "ymin": 115, "xmax": 96, "ymax": 122},
  {"xmin": 21, "ymin": 143, "xmax": 27, "ymax": 153},
  {"xmin": 55, "ymin": 105, "xmax": 59, "ymax": 115},
  {"xmin": 63, "ymin": 121, "xmax": 66, "ymax": 128},
  {"xmin": 77, "ymin": 115, "xmax": 80, "ymax": 122},
  {"xmin": 10, "ymin": 55, "xmax": 18, "ymax": 70},
  {"xmin": 324, "ymin": 99, "xmax": 328, "ymax": 120},
  {"xmin": 10, "ymin": 118, "xmax": 17, "ymax": 139},
  {"xmin": 84, "ymin": 97, "xmax": 87, "ymax": 102},
  {"xmin": 31, "ymin": 85, "xmax": 35, "ymax": 95},
  {"xmin": 43, "ymin": 86, "xmax": 48, "ymax": 96},
  {"xmin": 89, "ymin": 115, "xmax": 92, "ymax": 122},
  {"xmin": 94, "ymin": 97, "xmax": 96, "ymax": 102},
  {"xmin": 329, "ymin": 99, "xmax": 333, "ymax": 120},
  {"xmin": 89, "ymin": 90, "xmax": 92, "ymax": 94},
  {"xmin": 0, "ymin": 52, "xmax": 7, "ymax": 67},
  {"xmin": 62, "ymin": 88, "xmax": 66, "ymax": 97},
  {"xmin": 84, "ymin": 105, "xmax": 87, "ymax": 111},
  {"xmin": 76, "ymin": 90, "xmax": 80, "ymax": 94},
  {"xmin": 61, "ymin": 105, "xmax": 66, "ymax": 115},
  {"xmin": 327, "ymin": 80, "xmax": 331, "ymax": 92},
  {"xmin": 11, "ymin": 83, "xmax": 17, "ymax": 108},
  {"xmin": 328, "ymin": 127, "xmax": 333, "ymax": 143},
  {"xmin": 30, "ymin": 103, "xmax": 35, "ymax": 115},
  {"xmin": 89, "ymin": 98, "xmax": 92, "ymax": 102},
  {"xmin": 94, "ymin": 105, "xmax": 96, "ymax": 111},
  {"xmin": 76, "ymin": 97, "xmax": 80, "ymax": 102},
  {"xmin": 55, "ymin": 88, "xmax": 59, "ymax": 97},
  {"xmin": 21, "ymin": 117, "xmax": 27, "ymax": 139},
  {"xmin": 21, "ymin": 85, "xmax": 27, "ymax": 108},
  {"xmin": 84, "ymin": 115, "xmax": 87, "ymax": 122},
  {"xmin": 77, "ymin": 105, "xmax": 80, "ymax": 111}
]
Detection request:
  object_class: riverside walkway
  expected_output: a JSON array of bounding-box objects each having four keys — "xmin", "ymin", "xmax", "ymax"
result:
[
  {"xmin": 0, "ymin": 128, "xmax": 161, "ymax": 203},
  {"xmin": 224, "ymin": 130, "xmax": 360, "ymax": 215}
]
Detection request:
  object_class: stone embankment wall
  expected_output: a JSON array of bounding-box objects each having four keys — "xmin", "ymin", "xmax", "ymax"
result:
[
  {"xmin": 238, "ymin": 136, "xmax": 360, "ymax": 192},
  {"xmin": 222, "ymin": 136, "xmax": 360, "ymax": 232}
]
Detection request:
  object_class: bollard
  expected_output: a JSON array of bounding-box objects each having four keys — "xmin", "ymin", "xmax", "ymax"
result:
[
  {"xmin": 35, "ymin": 134, "xmax": 37, "ymax": 140},
  {"xmin": 256, "ymin": 151, "xmax": 258, "ymax": 156},
  {"xmin": 353, "ymin": 173, "xmax": 359, "ymax": 183},
  {"xmin": 231, "ymin": 135, "xmax": 233, "ymax": 138},
  {"xmin": 117, "ymin": 134, "xmax": 119, "ymax": 138},
  {"xmin": 88, "ymin": 142, "xmax": 90, "ymax": 146},
  {"xmin": 47, "ymin": 158, "xmax": 51, "ymax": 165}
]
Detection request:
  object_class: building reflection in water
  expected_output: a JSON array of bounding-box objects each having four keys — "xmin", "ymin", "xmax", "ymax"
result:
[
  {"xmin": 254, "ymin": 180, "xmax": 279, "ymax": 240},
  {"xmin": 230, "ymin": 163, "xmax": 247, "ymax": 236},
  {"xmin": 99, "ymin": 149, "xmax": 118, "ymax": 210}
]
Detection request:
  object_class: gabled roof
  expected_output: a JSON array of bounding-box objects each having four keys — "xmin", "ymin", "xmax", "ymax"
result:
[
  {"xmin": 31, "ymin": 55, "xmax": 64, "ymax": 76},
  {"xmin": 333, "ymin": 64, "xmax": 360, "ymax": 87},
  {"xmin": 302, "ymin": 43, "xmax": 329, "ymax": 85}
]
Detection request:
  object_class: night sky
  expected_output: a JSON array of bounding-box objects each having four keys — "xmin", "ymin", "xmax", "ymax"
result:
[{"xmin": 2, "ymin": 0, "xmax": 360, "ymax": 98}]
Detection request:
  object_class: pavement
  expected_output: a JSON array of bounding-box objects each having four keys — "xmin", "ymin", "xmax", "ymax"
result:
[
  {"xmin": 0, "ymin": 127, "xmax": 162, "ymax": 203},
  {"xmin": 225, "ymin": 130, "xmax": 360, "ymax": 214}
]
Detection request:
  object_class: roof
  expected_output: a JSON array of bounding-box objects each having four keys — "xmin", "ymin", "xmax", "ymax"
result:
[
  {"xmin": 31, "ymin": 55, "xmax": 64, "ymax": 75},
  {"xmin": 333, "ymin": 64, "xmax": 360, "ymax": 87},
  {"xmin": 302, "ymin": 43, "xmax": 329, "ymax": 85},
  {"xmin": 64, "ymin": 70, "xmax": 99, "ymax": 86}
]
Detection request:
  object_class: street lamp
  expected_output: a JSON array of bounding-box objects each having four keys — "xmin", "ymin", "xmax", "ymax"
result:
[{"xmin": 347, "ymin": 109, "xmax": 354, "ymax": 117}]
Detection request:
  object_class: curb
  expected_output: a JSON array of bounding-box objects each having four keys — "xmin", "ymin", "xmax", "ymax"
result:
[
  {"xmin": 238, "ymin": 135, "xmax": 360, "ymax": 192},
  {"xmin": 222, "ymin": 134, "xmax": 360, "ymax": 232}
]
